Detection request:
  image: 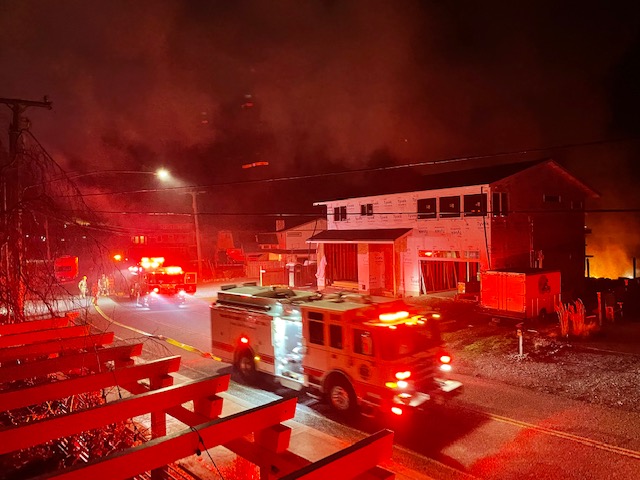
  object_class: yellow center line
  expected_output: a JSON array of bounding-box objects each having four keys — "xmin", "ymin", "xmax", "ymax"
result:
[
  {"xmin": 481, "ymin": 409, "xmax": 640, "ymax": 460},
  {"xmin": 93, "ymin": 304, "xmax": 222, "ymax": 362}
]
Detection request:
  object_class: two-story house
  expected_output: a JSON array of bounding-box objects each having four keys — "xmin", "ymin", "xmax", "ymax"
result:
[
  {"xmin": 247, "ymin": 218, "xmax": 327, "ymax": 284},
  {"xmin": 309, "ymin": 159, "xmax": 598, "ymax": 297}
]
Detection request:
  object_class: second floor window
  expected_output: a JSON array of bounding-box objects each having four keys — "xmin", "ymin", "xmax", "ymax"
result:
[
  {"xmin": 417, "ymin": 198, "xmax": 437, "ymax": 219},
  {"xmin": 360, "ymin": 203, "xmax": 373, "ymax": 216},
  {"xmin": 439, "ymin": 196, "xmax": 461, "ymax": 218},
  {"xmin": 463, "ymin": 194, "xmax": 487, "ymax": 216},
  {"xmin": 334, "ymin": 206, "xmax": 347, "ymax": 221},
  {"xmin": 492, "ymin": 192, "xmax": 509, "ymax": 216}
]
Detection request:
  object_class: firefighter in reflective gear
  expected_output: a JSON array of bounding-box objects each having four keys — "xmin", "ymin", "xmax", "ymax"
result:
[{"xmin": 78, "ymin": 275, "xmax": 88, "ymax": 298}]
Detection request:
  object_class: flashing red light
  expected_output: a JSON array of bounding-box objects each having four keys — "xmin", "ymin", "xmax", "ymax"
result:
[
  {"xmin": 440, "ymin": 354, "xmax": 451, "ymax": 364},
  {"xmin": 391, "ymin": 406, "xmax": 404, "ymax": 416},
  {"xmin": 240, "ymin": 336, "xmax": 249, "ymax": 344}
]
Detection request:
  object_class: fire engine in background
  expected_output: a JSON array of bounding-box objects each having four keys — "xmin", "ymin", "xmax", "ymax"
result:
[
  {"xmin": 54, "ymin": 255, "xmax": 79, "ymax": 283},
  {"xmin": 210, "ymin": 284, "xmax": 462, "ymax": 417},
  {"xmin": 129, "ymin": 257, "xmax": 197, "ymax": 308}
]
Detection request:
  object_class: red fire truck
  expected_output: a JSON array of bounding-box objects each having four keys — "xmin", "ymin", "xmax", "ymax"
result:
[
  {"xmin": 129, "ymin": 257, "xmax": 197, "ymax": 308},
  {"xmin": 54, "ymin": 255, "xmax": 79, "ymax": 283},
  {"xmin": 210, "ymin": 284, "xmax": 462, "ymax": 418}
]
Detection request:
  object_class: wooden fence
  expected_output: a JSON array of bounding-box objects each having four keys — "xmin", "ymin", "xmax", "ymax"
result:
[{"xmin": 0, "ymin": 312, "xmax": 396, "ymax": 479}]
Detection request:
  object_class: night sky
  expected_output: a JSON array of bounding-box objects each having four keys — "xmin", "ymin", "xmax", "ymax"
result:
[{"xmin": 1, "ymin": 1, "xmax": 640, "ymax": 277}]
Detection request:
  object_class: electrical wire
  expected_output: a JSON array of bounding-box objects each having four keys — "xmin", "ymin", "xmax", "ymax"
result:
[
  {"xmin": 190, "ymin": 425, "xmax": 225, "ymax": 480},
  {"xmin": 50, "ymin": 135, "xmax": 640, "ymax": 198}
]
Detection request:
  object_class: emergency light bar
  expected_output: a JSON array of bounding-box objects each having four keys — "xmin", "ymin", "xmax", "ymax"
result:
[
  {"xmin": 140, "ymin": 257, "xmax": 165, "ymax": 269},
  {"xmin": 379, "ymin": 311, "xmax": 409, "ymax": 322},
  {"xmin": 165, "ymin": 266, "xmax": 184, "ymax": 274}
]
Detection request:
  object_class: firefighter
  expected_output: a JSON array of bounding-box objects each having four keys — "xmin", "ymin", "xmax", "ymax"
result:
[
  {"xmin": 78, "ymin": 275, "xmax": 88, "ymax": 298},
  {"xmin": 98, "ymin": 274, "xmax": 109, "ymax": 296}
]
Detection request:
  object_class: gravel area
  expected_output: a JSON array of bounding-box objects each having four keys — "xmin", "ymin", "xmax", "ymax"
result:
[{"xmin": 411, "ymin": 297, "xmax": 640, "ymax": 414}]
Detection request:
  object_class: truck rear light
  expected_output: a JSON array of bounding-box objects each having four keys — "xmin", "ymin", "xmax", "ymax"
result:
[
  {"xmin": 395, "ymin": 371, "xmax": 411, "ymax": 380},
  {"xmin": 391, "ymin": 406, "xmax": 403, "ymax": 416},
  {"xmin": 397, "ymin": 380, "xmax": 408, "ymax": 389},
  {"xmin": 440, "ymin": 364, "xmax": 452, "ymax": 372},
  {"xmin": 440, "ymin": 354, "xmax": 451, "ymax": 364},
  {"xmin": 240, "ymin": 336, "xmax": 249, "ymax": 344}
]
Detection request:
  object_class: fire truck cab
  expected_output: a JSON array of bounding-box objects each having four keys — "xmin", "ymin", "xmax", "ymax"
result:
[
  {"xmin": 130, "ymin": 258, "xmax": 196, "ymax": 308},
  {"xmin": 210, "ymin": 284, "xmax": 462, "ymax": 417}
]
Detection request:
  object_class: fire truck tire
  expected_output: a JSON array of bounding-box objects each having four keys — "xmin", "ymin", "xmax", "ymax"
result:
[
  {"xmin": 235, "ymin": 350, "xmax": 257, "ymax": 383},
  {"xmin": 326, "ymin": 376, "xmax": 357, "ymax": 415}
]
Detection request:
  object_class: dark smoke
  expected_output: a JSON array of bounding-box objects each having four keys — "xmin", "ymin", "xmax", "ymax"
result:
[{"xmin": 1, "ymin": 1, "xmax": 640, "ymax": 275}]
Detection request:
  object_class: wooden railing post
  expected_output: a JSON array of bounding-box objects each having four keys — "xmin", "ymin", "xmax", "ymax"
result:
[{"xmin": 150, "ymin": 374, "xmax": 174, "ymax": 480}]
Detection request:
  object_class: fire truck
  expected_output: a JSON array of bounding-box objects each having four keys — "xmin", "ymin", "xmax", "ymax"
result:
[
  {"xmin": 129, "ymin": 257, "xmax": 197, "ymax": 308},
  {"xmin": 54, "ymin": 255, "xmax": 79, "ymax": 283},
  {"xmin": 210, "ymin": 284, "xmax": 462, "ymax": 417}
]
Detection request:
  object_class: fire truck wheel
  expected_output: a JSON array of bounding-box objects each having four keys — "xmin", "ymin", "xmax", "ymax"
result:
[
  {"xmin": 326, "ymin": 376, "xmax": 357, "ymax": 414},
  {"xmin": 235, "ymin": 351, "xmax": 257, "ymax": 383}
]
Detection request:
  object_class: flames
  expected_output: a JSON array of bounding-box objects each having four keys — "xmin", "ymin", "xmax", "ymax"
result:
[{"xmin": 587, "ymin": 214, "xmax": 639, "ymax": 280}]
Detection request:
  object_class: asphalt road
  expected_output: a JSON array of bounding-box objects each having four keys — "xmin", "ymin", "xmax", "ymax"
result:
[{"xmin": 83, "ymin": 284, "xmax": 640, "ymax": 480}]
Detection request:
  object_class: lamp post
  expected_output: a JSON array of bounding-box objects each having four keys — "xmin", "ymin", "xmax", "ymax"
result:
[
  {"xmin": 21, "ymin": 168, "xmax": 206, "ymax": 292},
  {"xmin": 188, "ymin": 190, "xmax": 204, "ymax": 281},
  {"xmin": 58, "ymin": 168, "xmax": 204, "ymax": 281}
]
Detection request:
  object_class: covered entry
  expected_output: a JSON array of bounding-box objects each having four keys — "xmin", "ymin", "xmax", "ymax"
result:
[
  {"xmin": 308, "ymin": 228, "xmax": 412, "ymax": 295},
  {"xmin": 325, "ymin": 243, "xmax": 358, "ymax": 283}
]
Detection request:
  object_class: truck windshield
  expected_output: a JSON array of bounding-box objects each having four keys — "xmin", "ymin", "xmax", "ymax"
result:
[{"xmin": 378, "ymin": 324, "xmax": 442, "ymax": 361}]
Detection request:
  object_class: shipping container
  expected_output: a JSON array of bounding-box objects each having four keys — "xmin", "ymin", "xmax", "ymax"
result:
[{"xmin": 480, "ymin": 269, "xmax": 561, "ymax": 321}]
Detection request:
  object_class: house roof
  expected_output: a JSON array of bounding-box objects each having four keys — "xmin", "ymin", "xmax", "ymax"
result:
[
  {"xmin": 418, "ymin": 159, "xmax": 546, "ymax": 190},
  {"xmin": 307, "ymin": 228, "xmax": 412, "ymax": 244},
  {"xmin": 314, "ymin": 159, "xmax": 599, "ymax": 203}
]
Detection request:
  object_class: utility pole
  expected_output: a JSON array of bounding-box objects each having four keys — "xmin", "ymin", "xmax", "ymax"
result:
[
  {"xmin": 1, "ymin": 97, "xmax": 52, "ymax": 161},
  {"xmin": 189, "ymin": 190, "xmax": 205, "ymax": 281},
  {"xmin": 1, "ymin": 96, "xmax": 52, "ymax": 320}
]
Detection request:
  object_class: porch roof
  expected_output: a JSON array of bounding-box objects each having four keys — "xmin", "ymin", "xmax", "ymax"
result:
[{"xmin": 306, "ymin": 228, "xmax": 412, "ymax": 244}]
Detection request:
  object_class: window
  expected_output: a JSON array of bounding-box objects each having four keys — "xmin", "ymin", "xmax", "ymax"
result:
[
  {"xmin": 329, "ymin": 324, "xmax": 343, "ymax": 349},
  {"xmin": 360, "ymin": 203, "xmax": 373, "ymax": 216},
  {"xmin": 543, "ymin": 194, "xmax": 561, "ymax": 203},
  {"xmin": 417, "ymin": 198, "xmax": 436, "ymax": 219},
  {"xmin": 353, "ymin": 329, "xmax": 374, "ymax": 356},
  {"xmin": 439, "ymin": 196, "xmax": 460, "ymax": 218},
  {"xmin": 463, "ymin": 194, "xmax": 487, "ymax": 216},
  {"xmin": 571, "ymin": 200, "xmax": 584, "ymax": 210},
  {"xmin": 333, "ymin": 206, "xmax": 347, "ymax": 221},
  {"xmin": 308, "ymin": 311, "xmax": 324, "ymax": 321},
  {"xmin": 492, "ymin": 192, "xmax": 509, "ymax": 217},
  {"xmin": 309, "ymin": 321, "xmax": 324, "ymax": 345}
]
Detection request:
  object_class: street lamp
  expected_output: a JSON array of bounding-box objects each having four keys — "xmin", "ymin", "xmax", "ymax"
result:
[{"xmin": 22, "ymin": 168, "xmax": 204, "ymax": 281}]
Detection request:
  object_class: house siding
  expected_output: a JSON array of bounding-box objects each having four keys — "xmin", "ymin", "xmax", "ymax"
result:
[{"xmin": 314, "ymin": 161, "xmax": 592, "ymax": 297}]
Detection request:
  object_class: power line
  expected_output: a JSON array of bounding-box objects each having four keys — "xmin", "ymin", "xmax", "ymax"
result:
[
  {"xmin": 57, "ymin": 208, "xmax": 640, "ymax": 217},
  {"xmin": 53, "ymin": 135, "xmax": 640, "ymax": 198}
]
